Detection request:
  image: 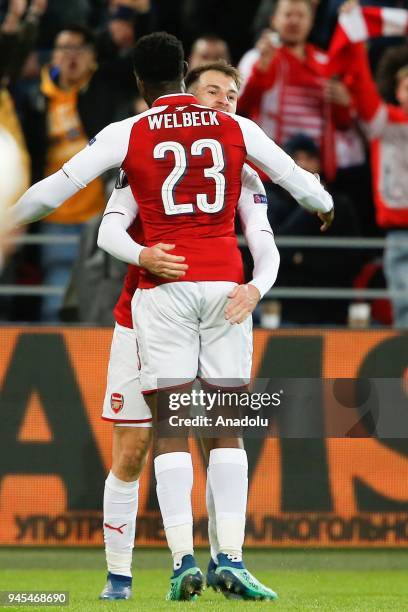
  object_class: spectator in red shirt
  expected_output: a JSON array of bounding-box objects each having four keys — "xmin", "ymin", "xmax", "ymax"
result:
[
  {"xmin": 343, "ymin": 38, "xmax": 408, "ymax": 327},
  {"xmin": 238, "ymin": 0, "xmax": 355, "ymax": 182}
]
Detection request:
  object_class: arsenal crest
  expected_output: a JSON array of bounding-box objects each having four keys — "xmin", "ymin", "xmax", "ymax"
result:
[{"xmin": 111, "ymin": 393, "xmax": 124, "ymax": 414}]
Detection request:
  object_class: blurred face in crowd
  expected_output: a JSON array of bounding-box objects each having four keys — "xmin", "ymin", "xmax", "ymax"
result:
[
  {"xmin": 292, "ymin": 149, "xmax": 320, "ymax": 174},
  {"xmin": 272, "ymin": 0, "xmax": 313, "ymax": 46},
  {"xmin": 396, "ymin": 73, "xmax": 408, "ymax": 113},
  {"xmin": 189, "ymin": 38, "xmax": 230, "ymax": 70},
  {"xmin": 188, "ymin": 70, "xmax": 239, "ymax": 114},
  {"xmin": 109, "ymin": 19, "xmax": 135, "ymax": 48},
  {"xmin": 53, "ymin": 31, "xmax": 96, "ymax": 86}
]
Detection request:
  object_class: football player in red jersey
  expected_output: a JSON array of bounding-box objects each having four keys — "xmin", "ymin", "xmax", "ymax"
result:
[
  {"xmin": 97, "ymin": 35, "xmax": 332, "ymax": 601},
  {"xmin": 99, "ymin": 62, "xmax": 281, "ymax": 601},
  {"xmin": 10, "ymin": 56, "xmax": 279, "ymax": 603},
  {"xmin": 12, "ymin": 32, "xmax": 333, "ymax": 602}
]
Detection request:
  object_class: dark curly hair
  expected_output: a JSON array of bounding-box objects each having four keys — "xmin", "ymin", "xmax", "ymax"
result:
[{"xmin": 132, "ymin": 32, "xmax": 184, "ymax": 83}]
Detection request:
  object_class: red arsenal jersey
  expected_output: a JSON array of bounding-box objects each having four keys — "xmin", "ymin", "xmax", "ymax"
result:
[
  {"xmin": 64, "ymin": 92, "xmax": 332, "ymax": 302},
  {"xmin": 122, "ymin": 93, "xmax": 246, "ymax": 289}
]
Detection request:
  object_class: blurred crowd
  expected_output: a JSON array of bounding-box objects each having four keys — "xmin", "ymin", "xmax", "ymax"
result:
[{"xmin": 1, "ymin": 0, "xmax": 408, "ymax": 327}]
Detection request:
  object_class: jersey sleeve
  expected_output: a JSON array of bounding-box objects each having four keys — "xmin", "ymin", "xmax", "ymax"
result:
[
  {"xmin": 100, "ymin": 170, "xmax": 137, "ymax": 220},
  {"xmin": 97, "ymin": 178, "xmax": 143, "ymax": 265},
  {"xmin": 63, "ymin": 119, "xmax": 133, "ymax": 187},
  {"xmin": 10, "ymin": 119, "xmax": 134, "ymax": 227},
  {"xmin": 238, "ymin": 165, "xmax": 269, "ymax": 234},
  {"xmin": 10, "ymin": 169, "xmax": 81, "ymax": 226},
  {"xmin": 234, "ymin": 115, "xmax": 334, "ymax": 213},
  {"xmin": 238, "ymin": 165, "xmax": 280, "ymax": 297},
  {"xmin": 103, "ymin": 177, "xmax": 138, "ymax": 224},
  {"xmin": 239, "ymin": 164, "xmax": 267, "ymax": 199}
]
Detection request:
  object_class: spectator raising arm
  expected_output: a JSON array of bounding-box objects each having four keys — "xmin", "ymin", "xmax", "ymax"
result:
[
  {"xmin": 238, "ymin": 32, "xmax": 278, "ymax": 117},
  {"xmin": 346, "ymin": 42, "xmax": 387, "ymax": 137}
]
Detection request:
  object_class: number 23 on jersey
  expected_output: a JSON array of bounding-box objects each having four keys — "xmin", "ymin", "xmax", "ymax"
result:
[{"xmin": 153, "ymin": 138, "xmax": 225, "ymax": 216}]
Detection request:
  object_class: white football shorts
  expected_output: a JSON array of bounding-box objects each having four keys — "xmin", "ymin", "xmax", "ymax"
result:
[
  {"xmin": 131, "ymin": 281, "xmax": 253, "ymax": 393},
  {"xmin": 102, "ymin": 323, "xmax": 152, "ymax": 425}
]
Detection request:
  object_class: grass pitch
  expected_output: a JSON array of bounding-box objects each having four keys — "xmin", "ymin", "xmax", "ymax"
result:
[{"xmin": 1, "ymin": 548, "xmax": 408, "ymax": 611}]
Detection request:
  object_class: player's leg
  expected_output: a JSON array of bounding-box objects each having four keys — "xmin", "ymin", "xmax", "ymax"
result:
[
  {"xmin": 199, "ymin": 281, "xmax": 251, "ymax": 571},
  {"xmin": 101, "ymin": 425, "xmax": 152, "ymax": 600},
  {"xmin": 199, "ymin": 436, "xmax": 244, "ymax": 590},
  {"xmin": 133, "ymin": 285, "xmax": 203, "ymax": 600},
  {"xmin": 100, "ymin": 323, "xmax": 153, "ymax": 600},
  {"xmin": 205, "ymin": 437, "xmax": 277, "ymax": 601},
  {"xmin": 199, "ymin": 281, "xmax": 278, "ymax": 601},
  {"xmin": 152, "ymin": 418, "xmax": 202, "ymax": 601}
]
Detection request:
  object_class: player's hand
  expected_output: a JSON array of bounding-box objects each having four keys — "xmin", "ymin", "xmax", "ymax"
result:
[
  {"xmin": 139, "ymin": 243, "xmax": 188, "ymax": 279},
  {"xmin": 318, "ymin": 207, "xmax": 334, "ymax": 232},
  {"xmin": 225, "ymin": 284, "xmax": 261, "ymax": 324}
]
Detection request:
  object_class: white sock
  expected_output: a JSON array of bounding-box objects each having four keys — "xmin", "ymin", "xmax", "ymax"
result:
[
  {"xmin": 103, "ymin": 471, "xmax": 139, "ymax": 578},
  {"xmin": 208, "ymin": 448, "xmax": 248, "ymax": 561},
  {"xmin": 206, "ymin": 471, "xmax": 219, "ymax": 563},
  {"xmin": 154, "ymin": 452, "xmax": 194, "ymax": 570}
]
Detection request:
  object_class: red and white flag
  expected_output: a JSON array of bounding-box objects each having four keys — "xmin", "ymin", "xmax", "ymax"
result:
[{"xmin": 329, "ymin": 4, "xmax": 408, "ymax": 59}]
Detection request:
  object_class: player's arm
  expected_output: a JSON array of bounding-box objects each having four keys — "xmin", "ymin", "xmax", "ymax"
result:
[
  {"xmin": 235, "ymin": 115, "xmax": 334, "ymax": 229},
  {"xmin": 238, "ymin": 167, "xmax": 280, "ymax": 297},
  {"xmin": 10, "ymin": 120, "xmax": 130, "ymax": 227},
  {"xmin": 225, "ymin": 167, "xmax": 279, "ymax": 325},
  {"xmin": 97, "ymin": 175, "xmax": 188, "ymax": 279},
  {"xmin": 97, "ymin": 174, "xmax": 143, "ymax": 265}
]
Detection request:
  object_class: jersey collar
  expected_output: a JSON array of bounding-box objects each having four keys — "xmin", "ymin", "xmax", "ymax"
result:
[{"xmin": 152, "ymin": 93, "xmax": 198, "ymax": 107}]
